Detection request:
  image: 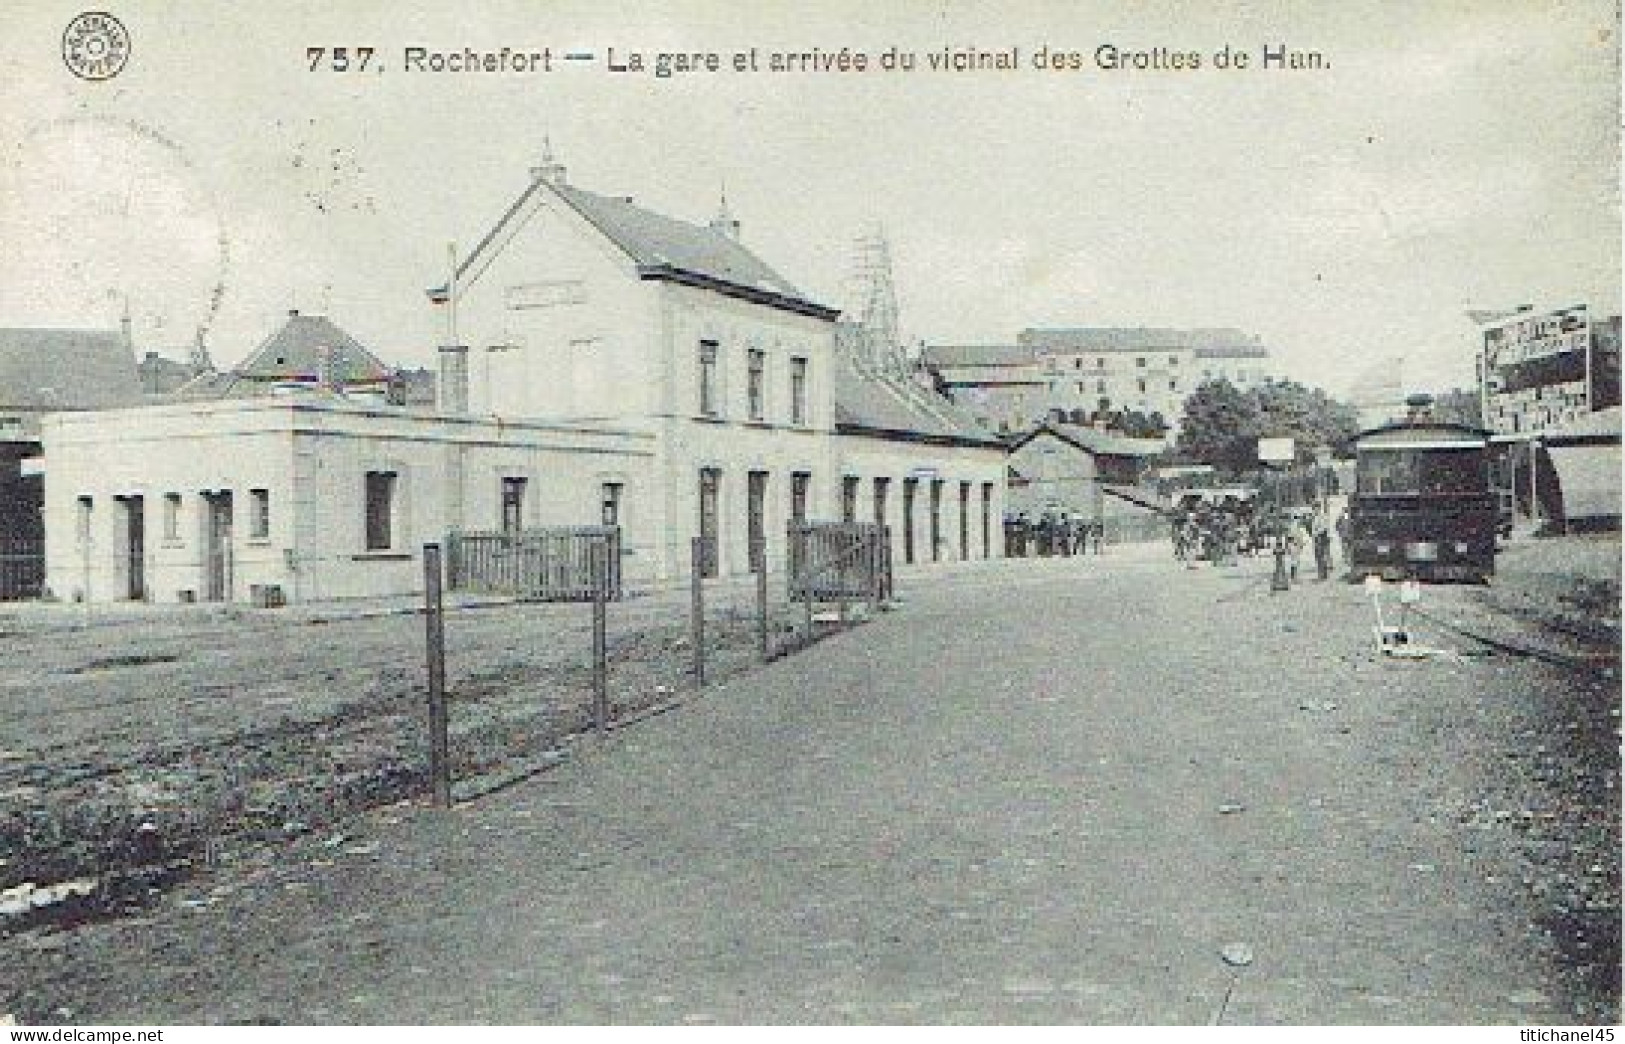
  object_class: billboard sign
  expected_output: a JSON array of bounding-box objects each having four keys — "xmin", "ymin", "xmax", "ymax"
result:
[
  {"xmin": 1480, "ymin": 305, "xmax": 1591, "ymax": 436},
  {"xmin": 1257, "ymin": 436, "xmax": 1295, "ymax": 464}
]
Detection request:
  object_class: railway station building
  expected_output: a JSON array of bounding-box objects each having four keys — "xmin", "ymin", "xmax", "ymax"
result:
[{"xmin": 41, "ymin": 154, "xmax": 1005, "ymax": 604}]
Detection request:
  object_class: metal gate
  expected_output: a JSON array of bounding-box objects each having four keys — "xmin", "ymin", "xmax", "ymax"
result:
[
  {"xmin": 0, "ymin": 535, "xmax": 43, "ymax": 601},
  {"xmin": 446, "ymin": 526, "xmax": 621, "ymax": 601}
]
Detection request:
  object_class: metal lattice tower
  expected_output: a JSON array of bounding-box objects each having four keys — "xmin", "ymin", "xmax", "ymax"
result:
[{"xmin": 847, "ymin": 228, "xmax": 907, "ymax": 377}]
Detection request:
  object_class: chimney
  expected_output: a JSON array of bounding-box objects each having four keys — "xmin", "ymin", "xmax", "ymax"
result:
[
  {"xmin": 438, "ymin": 344, "xmax": 470, "ymax": 414},
  {"xmin": 710, "ymin": 188, "xmax": 741, "ymax": 241},
  {"xmin": 530, "ymin": 137, "xmax": 567, "ymax": 186}
]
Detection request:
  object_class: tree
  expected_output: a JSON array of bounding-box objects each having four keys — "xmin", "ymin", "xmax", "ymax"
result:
[
  {"xmin": 1248, "ymin": 378, "xmax": 1362, "ymax": 460},
  {"xmin": 1173, "ymin": 377, "xmax": 1360, "ymax": 471},
  {"xmin": 1174, "ymin": 379, "xmax": 1260, "ymax": 472}
]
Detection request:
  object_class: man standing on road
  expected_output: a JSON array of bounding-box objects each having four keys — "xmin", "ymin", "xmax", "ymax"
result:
[{"xmin": 1311, "ymin": 503, "xmax": 1333, "ymax": 580}]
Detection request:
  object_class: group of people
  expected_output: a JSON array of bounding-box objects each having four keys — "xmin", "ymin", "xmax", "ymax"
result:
[
  {"xmin": 1170, "ymin": 497, "xmax": 1340, "ymax": 581},
  {"xmin": 1005, "ymin": 512, "xmax": 1105, "ymax": 558},
  {"xmin": 1169, "ymin": 496, "xmax": 1258, "ymax": 566}
]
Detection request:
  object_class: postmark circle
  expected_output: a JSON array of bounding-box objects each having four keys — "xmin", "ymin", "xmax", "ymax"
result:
[{"xmin": 62, "ymin": 11, "xmax": 130, "ymax": 81}]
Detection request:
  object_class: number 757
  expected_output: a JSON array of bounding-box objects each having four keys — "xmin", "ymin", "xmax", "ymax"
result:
[{"xmin": 307, "ymin": 47, "xmax": 375, "ymax": 72}]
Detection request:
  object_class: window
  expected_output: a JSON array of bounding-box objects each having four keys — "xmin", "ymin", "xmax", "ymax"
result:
[
  {"xmin": 747, "ymin": 470, "xmax": 767, "ymax": 570},
  {"xmin": 747, "ymin": 349, "xmax": 765, "ymax": 421},
  {"xmin": 601, "ymin": 482, "xmax": 623, "ymax": 527},
  {"xmin": 873, "ymin": 476, "xmax": 890, "ymax": 529},
  {"xmin": 790, "ymin": 357, "xmax": 808, "ymax": 425},
  {"xmin": 1097, "ymin": 357, "xmax": 1106, "ymax": 369},
  {"xmin": 249, "ymin": 489, "xmax": 270, "ymax": 540},
  {"xmin": 364, "ymin": 471, "xmax": 397, "ymax": 550},
  {"xmin": 790, "ymin": 472, "xmax": 810, "ymax": 525},
  {"xmin": 76, "ymin": 496, "xmax": 92, "ymax": 546},
  {"xmin": 1137, "ymin": 379, "xmax": 1147, "ymax": 393},
  {"xmin": 1169, "ymin": 355, "xmax": 1179, "ymax": 366},
  {"xmin": 1097, "ymin": 379, "xmax": 1107, "ymax": 394},
  {"xmin": 1073, "ymin": 358, "xmax": 1083, "ymax": 369},
  {"xmin": 841, "ymin": 476, "xmax": 860, "ymax": 524},
  {"xmin": 1135, "ymin": 357, "xmax": 1146, "ymax": 368},
  {"xmin": 1169, "ymin": 380, "xmax": 1178, "ymax": 392},
  {"xmin": 163, "ymin": 493, "xmax": 181, "ymax": 542},
  {"xmin": 699, "ymin": 340, "xmax": 719, "ymax": 417},
  {"xmin": 500, "ymin": 476, "xmax": 527, "ymax": 533}
]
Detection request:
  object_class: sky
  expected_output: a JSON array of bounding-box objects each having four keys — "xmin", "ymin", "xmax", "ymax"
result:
[{"xmin": 2, "ymin": 0, "xmax": 1619, "ymax": 398}]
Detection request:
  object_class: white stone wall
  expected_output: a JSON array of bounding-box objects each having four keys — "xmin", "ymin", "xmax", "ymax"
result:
[
  {"xmin": 42, "ymin": 400, "xmax": 656, "ymax": 604},
  {"xmin": 454, "ymin": 189, "xmax": 660, "ymax": 422},
  {"xmin": 834, "ymin": 434, "xmax": 1007, "ymax": 566}
]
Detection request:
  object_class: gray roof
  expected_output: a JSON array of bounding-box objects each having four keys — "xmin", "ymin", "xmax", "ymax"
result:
[
  {"xmin": 138, "ymin": 352, "xmax": 200, "ymax": 395},
  {"xmin": 919, "ymin": 343, "xmax": 1037, "ymax": 369},
  {"xmin": 457, "ymin": 175, "xmax": 837, "ymax": 320},
  {"xmin": 1016, "ymin": 420, "xmax": 1167, "ymax": 458},
  {"xmin": 1019, "ymin": 327, "xmax": 1266, "ymax": 357},
  {"xmin": 0, "ymin": 328, "xmax": 142, "ymax": 417},
  {"xmin": 176, "ymin": 312, "xmax": 393, "ymax": 399},
  {"xmin": 832, "ymin": 350, "xmax": 1002, "ymax": 448}
]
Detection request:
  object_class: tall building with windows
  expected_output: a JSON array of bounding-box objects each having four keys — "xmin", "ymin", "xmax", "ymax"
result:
[{"xmin": 923, "ymin": 327, "xmax": 1272, "ymax": 437}]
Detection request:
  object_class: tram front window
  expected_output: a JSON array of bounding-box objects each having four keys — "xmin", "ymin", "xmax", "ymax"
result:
[
  {"xmin": 1420, "ymin": 449, "xmax": 1486, "ymax": 495},
  {"xmin": 1358, "ymin": 450, "xmax": 1420, "ymax": 495}
]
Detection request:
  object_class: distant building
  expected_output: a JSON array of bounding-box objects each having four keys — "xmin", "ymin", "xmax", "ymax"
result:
[
  {"xmin": 1005, "ymin": 420, "xmax": 1166, "ymax": 539},
  {"xmin": 923, "ymin": 327, "xmax": 1271, "ymax": 437},
  {"xmin": 138, "ymin": 330, "xmax": 214, "ymax": 396},
  {"xmin": 1347, "ymin": 353, "xmax": 1410, "ymax": 431},
  {"xmin": 0, "ymin": 327, "xmax": 142, "ymax": 598},
  {"xmin": 920, "ymin": 343, "xmax": 1046, "ymax": 436},
  {"xmin": 176, "ymin": 310, "xmax": 399, "ymax": 403},
  {"xmin": 138, "ymin": 351, "xmax": 204, "ymax": 396}
]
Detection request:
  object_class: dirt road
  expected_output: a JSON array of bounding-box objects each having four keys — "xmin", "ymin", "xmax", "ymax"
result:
[{"xmin": 4, "ymin": 540, "xmax": 1618, "ymax": 1023}]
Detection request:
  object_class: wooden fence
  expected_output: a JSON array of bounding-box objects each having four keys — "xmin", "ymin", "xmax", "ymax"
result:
[
  {"xmin": 445, "ymin": 526, "xmax": 621, "ymax": 601},
  {"xmin": 788, "ymin": 521, "xmax": 889, "ymax": 603}
]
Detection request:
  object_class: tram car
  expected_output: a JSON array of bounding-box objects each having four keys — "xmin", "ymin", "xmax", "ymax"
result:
[{"xmin": 1347, "ymin": 420, "xmax": 1497, "ymax": 582}]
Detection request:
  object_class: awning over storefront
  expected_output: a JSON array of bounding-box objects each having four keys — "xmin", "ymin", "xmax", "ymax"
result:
[{"xmin": 1548, "ymin": 443, "xmax": 1622, "ymax": 521}]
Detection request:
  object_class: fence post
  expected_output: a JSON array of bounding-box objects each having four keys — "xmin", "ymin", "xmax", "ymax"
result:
[
  {"xmin": 835, "ymin": 531, "xmax": 850, "ymax": 628},
  {"xmin": 591, "ymin": 537, "xmax": 609, "ymax": 734},
  {"xmin": 422, "ymin": 543, "xmax": 451, "ymax": 809},
  {"xmin": 755, "ymin": 537, "xmax": 770, "ymax": 662},
  {"xmin": 883, "ymin": 525, "xmax": 895, "ymax": 603},
  {"xmin": 799, "ymin": 524, "xmax": 814, "ymax": 646},
  {"xmin": 868, "ymin": 528, "xmax": 881, "ymax": 615},
  {"xmin": 690, "ymin": 536, "xmax": 705, "ymax": 689}
]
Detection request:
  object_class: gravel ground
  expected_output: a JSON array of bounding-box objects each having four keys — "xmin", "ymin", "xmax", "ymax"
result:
[
  {"xmin": 0, "ymin": 572, "xmax": 824, "ymax": 926},
  {"xmin": 0, "ymin": 537, "xmax": 1617, "ymax": 1024}
]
